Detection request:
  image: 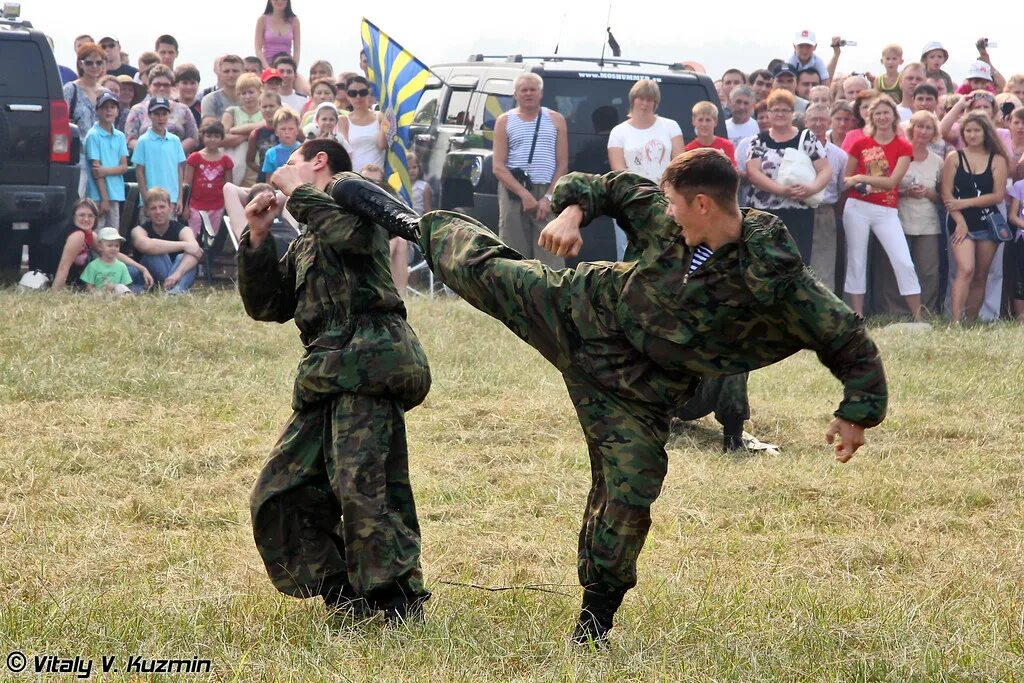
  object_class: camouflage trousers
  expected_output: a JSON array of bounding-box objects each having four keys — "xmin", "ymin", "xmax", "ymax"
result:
[
  {"xmin": 419, "ymin": 210, "xmax": 676, "ymax": 596},
  {"xmin": 673, "ymin": 373, "xmax": 750, "ymax": 425},
  {"xmin": 249, "ymin": 392, "xmax": 429, "ymax": 608}
]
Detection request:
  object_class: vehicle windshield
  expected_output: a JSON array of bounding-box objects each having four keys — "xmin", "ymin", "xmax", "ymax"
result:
[{"xmin": 541, "ymin": 74, "xmax": 716, "ymax": 140}]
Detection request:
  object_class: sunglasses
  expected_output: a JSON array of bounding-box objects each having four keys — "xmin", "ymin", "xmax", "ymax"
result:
[
  {"xmin": 100, "ymin": 43, "xmax": 116, "ymax": 49},
  {"xmin": 81, "ymin": 59, "xmax": 104, "ymax": 67},
  {"xmin": 150, "ymin": 81, "xmax": 172, "ymax": 88},
  {"xmin": 347, "ymin": 89, "xmax": 369, "ymax": 98}
]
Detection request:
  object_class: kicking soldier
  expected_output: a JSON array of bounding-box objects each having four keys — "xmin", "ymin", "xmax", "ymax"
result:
[
  {"xmin": 238, "ymin": 139, "xmax": 431, "ymax": 621},
  {"xmin": 330, "ymin": 148, "xmax": 887, "ymax": 644}
]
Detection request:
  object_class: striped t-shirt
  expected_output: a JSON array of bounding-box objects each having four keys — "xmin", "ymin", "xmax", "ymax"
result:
[
  {"xmin": 688, "ymin": 245, "xmax": 714, "ymax": 274},
  {"xmin": 505, "ymin": 108, "xmax": 558, "ymax": 185}
]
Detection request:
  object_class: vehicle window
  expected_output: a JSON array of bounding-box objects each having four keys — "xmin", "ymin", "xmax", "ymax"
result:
[
  {"xmin": 0, "ymin": 41, "xmax": 48, "ymax": 97},
  {"xmin": 542, "ymin": 76, "xmax": 714, "ymax": 140},
  {"xmin": 443, "ymin": 89, "xmax": 474, "ymax": 126},
  {"xmin": 477, "ymin": 93, "xmax": 513, "ymax": 136},
  {"xmin": 413, "ymin": 86, "xmax": 442, "ymax": 126}
]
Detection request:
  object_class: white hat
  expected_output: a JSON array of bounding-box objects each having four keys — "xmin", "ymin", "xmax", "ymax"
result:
[
  {"xmin": 967, "ymin": 61, "xmax": 993, "ymax": 82},
  {"xmin": 794, "ymin": 30, "xmax": 816, "ymax": 46},
  {"xmin": 18, "ymin": 270, "xmax": 50, "ymax": 290},
  {"xmin": 96, "ymin": 226, "xmax": 126, "ymax": 242},
  {"xmin": 920, "ymin": 41, "xmax": 949, "ymax": 62}
]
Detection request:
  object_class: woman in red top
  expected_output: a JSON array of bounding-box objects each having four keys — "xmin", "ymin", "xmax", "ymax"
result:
[{"xmin": 842, "ymin": 95, "xmax": 923, "ymax": 319}]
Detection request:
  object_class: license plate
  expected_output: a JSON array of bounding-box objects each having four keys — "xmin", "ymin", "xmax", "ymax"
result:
[{"xmin": 12, "ymin": 222, "xmax": 28, "ymax": 231}]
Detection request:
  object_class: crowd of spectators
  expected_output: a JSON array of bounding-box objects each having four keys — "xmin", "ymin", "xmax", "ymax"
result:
[
  {"xmin": 47, "ymin": 14, "xmax": 1024, "ymax": 319},
  {"xmin": 52, "ymin": 0, "xmax": 391, "ymax": 295},
  {"xmin": 702, "ymin": 32, "xmax": 1024, "ymax": 321}
]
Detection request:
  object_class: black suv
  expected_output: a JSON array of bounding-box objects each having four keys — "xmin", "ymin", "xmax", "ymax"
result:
[
  {"xmin": 0, "ymin": 5, "xmax": 80, "ymax": 279},
  {"xmin": 410, "ymin": 55, "xmax": 724, "ymax": 263}
]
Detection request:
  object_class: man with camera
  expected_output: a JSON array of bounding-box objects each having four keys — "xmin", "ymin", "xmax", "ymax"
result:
[{"xmin": 492, "ymin": 73, "xmax": 568, "ymax": 267}]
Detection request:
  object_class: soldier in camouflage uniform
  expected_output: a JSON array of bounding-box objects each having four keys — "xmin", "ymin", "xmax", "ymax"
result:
[
  {"xmin": 237, "ymin": 139, "xmax": 431, "ymax": 621},
  {"xmin": 331, "ymin": 148, "xmax": 887, "ymax": 644}
]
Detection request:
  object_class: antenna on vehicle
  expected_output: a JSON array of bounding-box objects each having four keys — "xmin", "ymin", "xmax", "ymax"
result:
[
  {"xmin": 553, "ymin": 10, "xmax": 566, "ymax": 55},
  {"xmin": 598, "ymin": 4, "xmax": 610, "ymax": 66},
  {"xmin": 598, "ymin": 4, "xmax": 621, "ymax": 66}
]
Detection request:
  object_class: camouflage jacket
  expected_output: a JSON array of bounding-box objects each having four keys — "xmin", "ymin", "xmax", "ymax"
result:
[
  {"xmin": 237, "ymin": 173, "xmax": 430, "ymax": 410},
  {"xmin": 551, "ymin": 171, "xmax": 887, "ymax": 427}
]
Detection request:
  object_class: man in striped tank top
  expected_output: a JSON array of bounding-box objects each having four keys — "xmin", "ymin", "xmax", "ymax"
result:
[
  {"xmin": 493, "ymin": 73, "xmax": 568, "ymax": 268},
  {"xmin": 331, "ymin": 148, "xmax": 887, "ymax": 646}
]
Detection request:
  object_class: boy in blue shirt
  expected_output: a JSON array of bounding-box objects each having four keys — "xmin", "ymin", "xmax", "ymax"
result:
[
  {"xmin": 84, "ymin": 92, "xmax": 129, "ymax": 229},
  {"xmin": 261, "ymin": 107, "xmax": 301, "ymax": 178},
  {"xmin": 131, "ymin": 97, "xmax": 186, "ymax": 213}
]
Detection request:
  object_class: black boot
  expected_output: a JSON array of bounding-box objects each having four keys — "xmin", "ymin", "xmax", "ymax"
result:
[
  {"xmin": 722, "ymin": 416, "xmax": 745, "ymax": 452},
  {"xmin": 571, "ymin": 589, "xmax": 624, "ymax": 646},
  {"xmin": 329, "ymin": 176, "xmax": 421, "ymax": 242},
  {"xmin": 322, "ymin": 582, "xmax": 374, "ymax": 620}
]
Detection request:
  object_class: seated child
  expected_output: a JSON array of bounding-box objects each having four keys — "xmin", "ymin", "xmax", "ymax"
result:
[{"xmin": 80, "ymin": 226, "xmax": 134, "ymax": 295}]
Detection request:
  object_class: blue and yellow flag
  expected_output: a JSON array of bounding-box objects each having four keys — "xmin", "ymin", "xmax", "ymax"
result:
[{"xmin": 360, "ymin": 18, "xmax": 430, "ymax": 204}]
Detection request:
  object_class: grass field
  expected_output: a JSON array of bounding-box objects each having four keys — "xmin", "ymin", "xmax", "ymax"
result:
[{"xmin": 1, "ymin": 289, "xmax": 1022, "ymax": 682}]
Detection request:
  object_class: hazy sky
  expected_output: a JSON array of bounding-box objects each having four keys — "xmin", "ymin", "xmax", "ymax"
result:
[{"xmin": 36, "ymin": 0, "xmax": 1024, "ymax": 87}]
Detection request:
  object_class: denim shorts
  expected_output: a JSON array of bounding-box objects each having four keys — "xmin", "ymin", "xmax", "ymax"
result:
[{"xmin": 967, "ymin": 224, "xmax": 998, "ymax": 242}]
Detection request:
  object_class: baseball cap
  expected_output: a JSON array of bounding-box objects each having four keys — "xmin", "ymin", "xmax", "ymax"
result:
[
  {"xmin": 794, "ymin": 30, "xmax": 816, "ymax": 46},
  {"xmin": 920, "ymin": 41, "xmax": 949, "ymax": 62},
  {"xmin": 261, "ymin": 67, "xmax": 283, "ymax": 83},
  {"xmin": 773, "ymin": 64, "xmax": 799, "ymax": 79},
  {"xmin": 967, "ymin": 60, "xmax": 993, "ymax": 82},
  {"xmin": 96, "ymin": 227, "xmax": 126, "ymax": 242},
  {"xmin": 148, "ymin": 96, "xmax": 171, "ymax": 113},
  {"xmin": 99, "ymin": 36, "xmax": 118, "ymax": 47},
  {"xmin": 96, "ymin": 91, "xmax": 119, "ymax": 109}
]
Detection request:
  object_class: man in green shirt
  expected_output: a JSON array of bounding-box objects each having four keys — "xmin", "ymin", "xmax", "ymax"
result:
[
  {"xmin": 238, "ymin": 139, "xmax": 431, "ymax": 622},
  {"xmin": 332, "ymin": 147, "xmax": 887, "ymax": 644}
]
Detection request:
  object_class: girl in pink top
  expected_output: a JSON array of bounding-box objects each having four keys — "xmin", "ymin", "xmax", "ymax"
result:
[
  {"xmin": 841, "ymin": 89, "xmax": 879, "ymax": 153},
  {"xmin": 256, "ymin": 0, "xmax": 301, "ymax": 68}
]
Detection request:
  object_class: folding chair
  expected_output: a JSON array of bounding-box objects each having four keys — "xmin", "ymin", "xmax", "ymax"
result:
[
  {"xmin": 197, "ymin": 210, "xmax": 228, "ymax": 285},
  {"xmin": 405, "ymin": 242, "xmax": 435, "ymax": 298}
]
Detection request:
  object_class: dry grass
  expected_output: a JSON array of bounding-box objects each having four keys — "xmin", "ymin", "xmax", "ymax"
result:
[{"xmin": 1, "ymin": 289, "xmax": 1022, "ymax": 681}]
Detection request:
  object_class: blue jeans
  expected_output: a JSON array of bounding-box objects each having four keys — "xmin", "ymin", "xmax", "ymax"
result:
[{"xmin": 129, "ymin": 253, "xmax": 197, "ymax": 294}]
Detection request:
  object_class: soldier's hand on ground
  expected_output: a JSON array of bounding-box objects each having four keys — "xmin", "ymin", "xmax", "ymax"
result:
[
  {"xmin": 825, "ymin": 418, "xmax": 865, "ymax": 463},
  {"xmin": 270, "ymin": 165, "xmax": 304, "ymax": 197},
  {"xmin": 244, "ymin": 191, "xmax": 279, "ymax": 248},
  {"xmin": 539, "ymin": 205, "xmax": 584, "ymax": 258}
]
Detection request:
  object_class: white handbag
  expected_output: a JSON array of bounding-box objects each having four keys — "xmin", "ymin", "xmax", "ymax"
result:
[{"xmin": 776, "ymin": 129, "xmax": 824, "ymax": 208}]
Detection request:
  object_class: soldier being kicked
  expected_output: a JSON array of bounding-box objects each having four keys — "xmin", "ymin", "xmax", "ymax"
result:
[
  {"xmin": 238, "ymin": 138, "xmax": 432, "ymax": 622},
  {"xmin": 329, "ymin": 148, "xmax": 887, "ymax": 645}
]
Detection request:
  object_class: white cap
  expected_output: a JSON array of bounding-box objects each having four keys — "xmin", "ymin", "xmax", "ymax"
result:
[
  {"xmin": 18, "ymin": 270, "xmax": 51, "ymax": 290},
  {"xmin": 96, "ymin": 227, "xmax": 126, "ymax": 242},
  {"xmin": 794, "ymin": 30, "xmax": 816, "ymax": 46},
  {"xmin": 920, "ymin": 41, "xmax": 948, "ymax": 62},
  {"xmin": 968, "ymin": 60, "xmax": 993, "ymax": 82}
]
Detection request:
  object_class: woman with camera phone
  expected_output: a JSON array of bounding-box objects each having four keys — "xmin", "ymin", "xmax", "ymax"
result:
[{"xmin": 841, "ymin": 95, "xmax": 923, "ymax": 319}]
